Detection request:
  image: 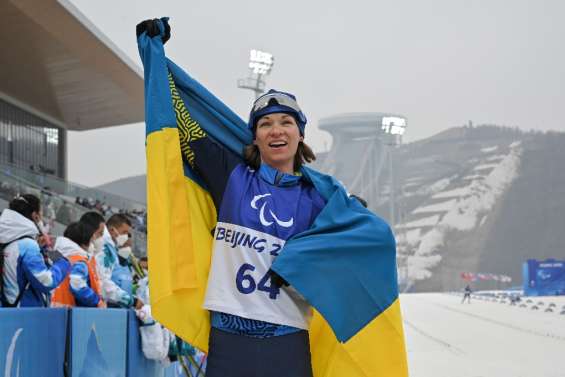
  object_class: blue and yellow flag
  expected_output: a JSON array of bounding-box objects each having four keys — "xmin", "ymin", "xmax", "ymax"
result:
[{"xmin": 138, "ymin": 18, "xmax": 408, "ymax": 377}]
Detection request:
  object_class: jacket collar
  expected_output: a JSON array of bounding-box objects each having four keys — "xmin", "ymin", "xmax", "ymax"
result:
[
  {"xmin": 258, "ymin": 163, "xmax": 302, "ymax": 187},
  {"xmin": 54, "ymin": 236, "xmax": 89, "ymax": 259}
]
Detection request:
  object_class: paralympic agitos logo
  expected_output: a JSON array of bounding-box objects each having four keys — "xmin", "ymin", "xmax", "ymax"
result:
[{"xmin": 250, "ymin": 193, "xmax": 294, "ymax": 228}]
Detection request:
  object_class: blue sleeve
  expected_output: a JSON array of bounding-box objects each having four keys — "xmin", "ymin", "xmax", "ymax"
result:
[
  {"xmin": 69, "ymin": 261, "xmax": 101, "ymax": 307},
  {"xmin": 20, "ymin": 239, "xmax": 71, "ymax": 294}
]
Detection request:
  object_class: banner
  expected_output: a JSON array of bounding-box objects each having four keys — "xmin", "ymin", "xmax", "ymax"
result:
[
  {"xmin": 0, "ymin": 308, "xmax": 67, "ymax": 377},
  {"xmin": 523, "ymin": 259, "xmax": 565, "ymax": 296},
  {"xmin": 69, "ymin": 308, "xmax": 128, "ymax": 377}
]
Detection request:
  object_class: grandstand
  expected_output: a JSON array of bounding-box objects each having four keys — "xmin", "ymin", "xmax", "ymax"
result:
[
  {"xmin": 0, "ymin": 0, "xmax": 146, "ymax": 252},
  {"xmin": 0, "ymin": 0, "xmax": 143, "ymax": 179}
]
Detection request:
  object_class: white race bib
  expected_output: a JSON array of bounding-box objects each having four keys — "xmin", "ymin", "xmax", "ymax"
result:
[{"xmin": 203, "ymin": 222, "xmax": 312, "ymax": 329}]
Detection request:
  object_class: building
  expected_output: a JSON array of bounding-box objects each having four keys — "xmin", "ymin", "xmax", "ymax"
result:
[
  {"xmin": 314, "ymin": 112, "xmax": 407, "ymax": 218},
  {"xmin": 0, "ymin": 0, "xmax": 143, "ymax": 179}
]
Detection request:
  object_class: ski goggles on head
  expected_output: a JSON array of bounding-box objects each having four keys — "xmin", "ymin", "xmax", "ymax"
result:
[{"xmin": 251, "ymin": 92, "xmax": 303, "ymax": 115}]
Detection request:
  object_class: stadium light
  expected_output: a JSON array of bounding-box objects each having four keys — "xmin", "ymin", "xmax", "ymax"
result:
[
  {"xmin": 382, "ymin": 116, "xmax": 407, "ymax": 136},
  {"xmin": 238, "ymin": 49, "xmax": 275, "ymax": 99},
  {"xmin": 381, "ymin": 115, "xmax": 407, "ymax": 236},
  {"xmin": 249, "ymin": 50, "xmax": 274, "ymax": 75}
]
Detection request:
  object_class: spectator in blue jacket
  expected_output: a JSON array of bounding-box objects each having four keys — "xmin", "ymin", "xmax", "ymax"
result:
[{"xmin": 0, "ymin": 194, "xmax": 70, "ymax": 307}]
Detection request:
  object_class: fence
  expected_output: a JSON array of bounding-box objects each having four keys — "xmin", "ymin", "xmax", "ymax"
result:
[{"xmin": 0, "ymin": 308, "xmax": 185, "ymax": 377}]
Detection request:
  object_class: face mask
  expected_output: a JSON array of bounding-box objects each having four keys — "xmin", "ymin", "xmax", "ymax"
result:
[
  {"xmin": 92, "ymin": 237, "xmax": 104, "ymax": 254},
  {"xmin": 118, "ymin": 246, "xmax": 132, "ymax": 260},
  {"xmin": 116, "ymin": 233, "xmax": 129, "ymax": 247},
  {"xmin": 88, "ymin": 243, "xmax": 96, "ymax": 254}
]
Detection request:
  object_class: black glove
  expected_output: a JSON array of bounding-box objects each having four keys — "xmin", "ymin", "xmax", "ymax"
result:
[
  {"xmin": 46, "ymin": 248, "xmax": 66, "ymax": 263},
  {"xmin": 268, "ymin": 269, "xmax": 289, "ymax": 288},
  {"xmin": 136, "ymin": 18, "xmax": 170, "ymax": 44}
]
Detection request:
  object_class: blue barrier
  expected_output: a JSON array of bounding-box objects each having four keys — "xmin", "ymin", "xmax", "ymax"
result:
[
  {"xmin": 523, "ymin": 259, "xmax": 565, "ymax": 296},
  {"xmin": 1, "ymin": 308, "xmax": 185, "ymax": 377},
  {"xmin": 0, "ymin": 308, "xmax": 67, "ymax": 377},
  {"xmin": 69, "ymin": 308, "xmax": 128, "ymax": 377}
]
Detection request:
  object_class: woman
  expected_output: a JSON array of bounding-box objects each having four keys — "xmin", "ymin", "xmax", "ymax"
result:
[
  {"xmin": 138, "ymin": 20, "xmax": 324, "ymax": 377},
  {"xmin": 51, "ymin": 222, "xmax": 105, "ymax": 308},
  {"xmin": 138, "ymin": 18, "xmax": 407, "ymax": 377},
  {"xmin": 0, "ymin": 194, "xmax": 70, "ymax": 307},
  {"xmin": 200, "ymin": 91, "xmax": 325, "ymax": 377}
]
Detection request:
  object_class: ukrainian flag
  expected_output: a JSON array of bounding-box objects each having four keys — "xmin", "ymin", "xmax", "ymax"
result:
[{"xmin": 138, "ymin": 18, "xmax": 408, "ymax": 377}]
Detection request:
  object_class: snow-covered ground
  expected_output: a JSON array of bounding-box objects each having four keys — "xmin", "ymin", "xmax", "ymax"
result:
[{"xmin": 402, "ymin": 292, "xmax": 565, "ymax": 377}]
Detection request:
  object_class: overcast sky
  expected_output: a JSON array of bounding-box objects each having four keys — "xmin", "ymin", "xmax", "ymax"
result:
[{"xmin": 67, "ymin": 0, "xmax": 565, "ymax": 187}]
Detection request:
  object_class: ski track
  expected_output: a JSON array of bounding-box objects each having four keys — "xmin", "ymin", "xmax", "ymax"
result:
[
  {"xmin": 432, "ymin": 301, "xmax": 565, "ymax": 342},
  {"xmin": 403, "ymin": 319, "xmax": 467, "ymax": 356}
]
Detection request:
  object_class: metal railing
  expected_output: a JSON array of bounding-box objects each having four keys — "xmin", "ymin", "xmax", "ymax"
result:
[
  {"xmin": 0, "ymin": 161, "xmax": 146, "ymax": 212},
  {"xmin": 0, "ymin": 168, "xmax": 147, "ymax": 256}
]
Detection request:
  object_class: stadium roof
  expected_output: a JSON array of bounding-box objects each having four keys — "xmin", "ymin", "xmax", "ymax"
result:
[
  {"xmin": 0, "ymin": 0, "xmax": 144, "ymax": 131},
  {"xmin": 319, "ymin": 112, "xmax": 407, "ymax": 135}
]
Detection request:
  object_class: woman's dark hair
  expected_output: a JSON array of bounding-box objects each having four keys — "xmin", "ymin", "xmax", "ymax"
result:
[
  {"xmin": 243, "ymin": 141, "xmax": 316, "ymax": 172},
  {"xmin": 9, "ymin": 194, "xmax": 40, "ymax": 221},
  {"xmin": 64, "ymin": 222, "xmax": 95, "ymax": 248},
  {"xmin": 79, "ymin": 211, "xmax": 105, "ymax": 236}
]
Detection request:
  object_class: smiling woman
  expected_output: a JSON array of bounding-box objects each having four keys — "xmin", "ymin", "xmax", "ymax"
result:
[
  {"xmin": 244, "ymin": 91, "xmax": 316, "ymax": 173},
  {"xmin": 156, "ymin": 62, "xmax": 326, "ymax": 374},
  {"xmin": 138, "ymin": 17, "xmax": 407, "ymax": 377}
]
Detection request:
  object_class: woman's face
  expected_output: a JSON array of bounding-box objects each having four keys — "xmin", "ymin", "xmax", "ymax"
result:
[{"xmin": 253, "ymin": 113, "xmax": 303, "ymax": 173}]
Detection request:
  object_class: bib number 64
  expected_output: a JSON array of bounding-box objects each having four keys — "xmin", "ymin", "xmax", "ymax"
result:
[{"xmin": 235, "ymin": 263, "xmax": 280, "ymax": 300}]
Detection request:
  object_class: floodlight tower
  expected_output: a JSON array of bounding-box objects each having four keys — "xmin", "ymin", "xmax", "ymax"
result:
[
  {"xmin": 237, "ymin": 49, "xmax": 275, "ymax": 99},
  {"xmin": 381, "ymin": 116, "xmax": 407, "ymax": 229}
]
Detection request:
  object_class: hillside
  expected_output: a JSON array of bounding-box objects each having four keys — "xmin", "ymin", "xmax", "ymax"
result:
[
  {"xmin": 99, "ymin": 126, "xmax": 565, "ymax": 292},
  {"xmin": 96, "ymin": 174, "xmax": 146, "ymax": 204},
  {"xmin": 385, "ymin": 126, "xmax": 565, "ymax": 292}
]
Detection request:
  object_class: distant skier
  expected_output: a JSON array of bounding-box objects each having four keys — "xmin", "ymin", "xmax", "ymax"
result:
[{"xmin": 461, "ymin": 285, "xmax": 472, "ymax": 304}]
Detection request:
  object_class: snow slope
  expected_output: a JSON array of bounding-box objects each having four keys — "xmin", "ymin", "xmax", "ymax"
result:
[
  {"xmin": 402, "ymin": 142, "xmax": 523, "ymax": 285},
  {"xmin": 401, "ymin": 293, "xmax": 565, "ymax": 377}
]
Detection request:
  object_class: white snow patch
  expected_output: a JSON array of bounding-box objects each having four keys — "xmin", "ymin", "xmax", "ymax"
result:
[
  {"xmin": 404, "ymin": 254, "xmax": 442, "ymax": 280},
  {"xmin": 473, "ymin": 163, "xmax": 499, "ymax": 171},
  {"xmin": 462, "ymin": 174, "xmax": 485, "ymax": 181},
  {"xmin": 415, "ymin": 228, "xmax": 446, "ymax": 255},
  {"xmin": 405, "ymin": 176, "xmax": 425, "ymax": 183},
  {"xmin": 509, "ymin": 141, "xmax": 522, "ymax": 148},
  {"xmin": 481, "ymin": 145, "xmax": 499, "ymax": 153},
  {"xmin": 403, "ymin": 182, "xmax": 421, "ymax": 189},
  {"xmin": 405, "ymin": 228, "xmax": 422, "ymax": 245},
  {"xmin": 415, "ymin": 177, "xmax": 454, "ymax": 196},
  {"xmin": 432, "ymin": 187, "xmax": 471, "ymax": 199},
  {"xmin": 413, "ymin": 199, "xmax": 458, "ymax": 214},
  {"xmin": 398, "ymin": 215, "xmax": 440, "ymax": 229},
  {"xmin": 486, "ymin": 154, "xmax": 506, "ymax": 162}
]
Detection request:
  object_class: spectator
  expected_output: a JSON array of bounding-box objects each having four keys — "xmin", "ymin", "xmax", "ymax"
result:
[
  {"xmin": 0, "ymin": 194, "xmax": 70, "ymax": 307},
  {"xmin": 79, "ymin": 211, "xmax": 105, "ymax": 255},
  {"xmin": 138, "ymin": 256, "xmax": 148, "ymax": 275},
  {"xmin": 51, "ymin": 222, "xmax": 105, "ymax": 308},
  {"xmin": 95, "ymin": 214, "xmax": 139, "ymax": 308}
]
